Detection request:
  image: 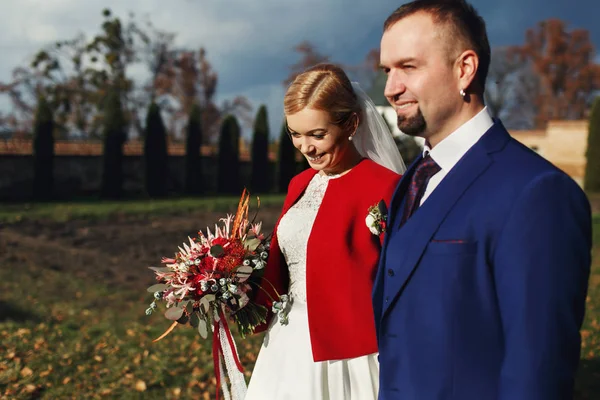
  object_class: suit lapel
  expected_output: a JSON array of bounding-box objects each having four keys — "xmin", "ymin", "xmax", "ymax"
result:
[
  {"xmin": 381, "ymin": 139, "xmax": 496, "ymax": 318},
  {"xmin": 380, "ymin": 154, "xmax": 422, "ymax": 257},
  {"xmin": 387, "ymin": 154, "xmax": 422, "ymax": 231},
  {"xmin": 373, "ymin": 155, "xmax": 421, "ymax": 322}
]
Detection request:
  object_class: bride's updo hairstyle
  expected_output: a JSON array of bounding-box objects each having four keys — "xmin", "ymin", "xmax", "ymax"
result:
[{"xmin": 284, "ymin": 63, "xmax": 362, "ymax": 135}]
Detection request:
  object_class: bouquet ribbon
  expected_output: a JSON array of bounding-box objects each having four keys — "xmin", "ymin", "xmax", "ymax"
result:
[{"xmin": 212, "ymin": 307, "xmax": 247, "ymax": 400}]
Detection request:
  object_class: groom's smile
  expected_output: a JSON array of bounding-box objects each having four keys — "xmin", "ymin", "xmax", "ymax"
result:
[
  {"xmin": 380, "ymin": 11, "xmax": 471, "ymax": 144},
  {"xmin": 395, "ymin": 101, "xmax": 418, "ymax": 113}
]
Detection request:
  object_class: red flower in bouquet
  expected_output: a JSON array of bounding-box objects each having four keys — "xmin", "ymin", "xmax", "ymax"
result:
[{"xmin": 144, "ymin": 190, "xmax": 285, "ymax": 400}]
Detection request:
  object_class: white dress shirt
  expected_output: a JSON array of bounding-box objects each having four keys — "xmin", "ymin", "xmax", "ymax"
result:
[{"xmin": 420, "ymin": 107, "xmax": 494, "ymax": 205}]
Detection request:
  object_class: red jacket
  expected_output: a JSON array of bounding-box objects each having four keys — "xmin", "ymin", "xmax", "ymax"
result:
[{"xmin": 254, "ymin": 158, "xmax": 401, "ymax": 361}]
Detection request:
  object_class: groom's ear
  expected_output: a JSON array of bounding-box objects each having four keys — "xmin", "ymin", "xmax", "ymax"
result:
[{"xmin": 456, "ymin": 49, "xmax": 479, "ymax": 92}]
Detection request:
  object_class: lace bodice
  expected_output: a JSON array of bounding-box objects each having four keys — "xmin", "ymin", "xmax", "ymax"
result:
[{"xmin": 276, "ymin": 173, "xmax": 338, "ymax": 303}]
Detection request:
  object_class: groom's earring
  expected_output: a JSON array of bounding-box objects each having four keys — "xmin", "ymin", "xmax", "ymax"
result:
[{"xmin": 460, "ymin": 89, "xmax": 466, "ymax": 98}]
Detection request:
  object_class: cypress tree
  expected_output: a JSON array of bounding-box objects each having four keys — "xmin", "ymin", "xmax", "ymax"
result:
[
  {"xmin": 217, "ymin": 115, "xmax": 241, "ymax": 194},
  {"xmin": 32, "ymin": 96, "xmax": 54, "ymax": 201},
  {"xmin": 144, "ymin": 103, "xmax": 169, "ymax": 197},
  {"xmin": 185, "ymin": 103, "xmax": 203, "ymax": 195},
  {"xmin": 251, "ymin": 105, "xmax": 270, "ymax": 193},
  {"xmin": 277, "ymin": 122, "xmax": 297, "ymax": 192},
  {"xmin": 100, "ymin": 89, "xmax": 127, "ymax": 199},
  {"xmin": 584, "ymin": 97, "xmax": 600, "ymax": 192}
]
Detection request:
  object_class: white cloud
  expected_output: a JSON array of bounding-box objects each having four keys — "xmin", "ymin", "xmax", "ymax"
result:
[
  {"xmin": 0, "ymin": 0, "xmax": 396, "ymax": 127},
  {"xmin": 3, "ymin": 0, "xmax": 595, "ymax": 135},
  {"xmin": 26, "ymin": 24, "xmax": 60, "ymax": 44}
]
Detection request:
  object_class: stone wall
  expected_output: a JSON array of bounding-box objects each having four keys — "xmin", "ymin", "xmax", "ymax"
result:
[
  {"xmin": 0, "ymin": 155, "xmax": 279, "ymax": 201},
  {"xmin": 1, "ymin": 118, "xmax": 589, "ymax": 199}
]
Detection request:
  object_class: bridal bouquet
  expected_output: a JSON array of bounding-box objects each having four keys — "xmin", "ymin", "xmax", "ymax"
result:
[{"xmin": 145, "ymin": 190, "xmax": 275, "ymax": 400}]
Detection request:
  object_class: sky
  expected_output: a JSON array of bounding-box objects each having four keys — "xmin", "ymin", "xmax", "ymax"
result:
[{"xmin": 0, "ymin": 0, "xmax": 598, "ymax": 139}]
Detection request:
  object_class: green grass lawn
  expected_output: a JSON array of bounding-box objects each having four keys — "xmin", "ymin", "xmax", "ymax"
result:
[
  {"xmin": 0, "ymin": 201, "xmax": 598, "ymax": 399},
  {"xmin": 0, "ymin": 195, "xmax": 285, "ymax": 224},
  {"xmin": 577, "ymin": 213, "xmax": 600, "ymax": 398},
  {"xmin": 0, "ymin": 197, "xmax": 275, "ymax": 399}
]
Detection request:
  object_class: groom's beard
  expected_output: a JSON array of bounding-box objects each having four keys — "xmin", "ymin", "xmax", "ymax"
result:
[{"xmin": 397, "ymin": 108, "xmax": 426, "ymax": 136}]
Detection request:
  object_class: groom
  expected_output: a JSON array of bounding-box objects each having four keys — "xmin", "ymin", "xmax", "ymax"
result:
[{"xmin": 373, "ymin": 1, "xmax": 592, "ymax": 399}]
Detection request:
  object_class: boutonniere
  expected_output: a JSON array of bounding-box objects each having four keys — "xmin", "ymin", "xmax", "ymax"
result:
[{"xmin": 366, "ymin": 199, "xmax": 388, "ymax": 236}]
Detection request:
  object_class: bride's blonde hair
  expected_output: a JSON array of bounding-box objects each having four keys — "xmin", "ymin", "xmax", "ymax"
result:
[{"xmin": 284, "ymin": 63, "xmax": 361, "ymax": 134}]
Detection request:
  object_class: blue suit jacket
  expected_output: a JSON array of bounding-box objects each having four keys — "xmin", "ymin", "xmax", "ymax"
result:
[{"xmin": 373, "ymin": 121, "xmax": 591, "ymax": 400}]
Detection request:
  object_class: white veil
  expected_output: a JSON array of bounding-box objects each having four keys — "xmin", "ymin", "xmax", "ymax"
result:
[{"xmin": 351, "ymin": 82, "xmax": 406, "ymax": 174}]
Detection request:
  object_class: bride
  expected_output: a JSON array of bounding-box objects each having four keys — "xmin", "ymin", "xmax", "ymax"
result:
[{"xmin": 245, "ymin": 63, "xmax": 406, "ymax": 399}]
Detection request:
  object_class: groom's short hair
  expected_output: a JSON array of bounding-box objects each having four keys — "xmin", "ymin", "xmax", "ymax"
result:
[{"xmin": 384, "ymin": 0, "xmax": 491, "ymax": 93}]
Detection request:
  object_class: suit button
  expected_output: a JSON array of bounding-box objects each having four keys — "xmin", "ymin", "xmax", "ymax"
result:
[
  {"xmin": 385, "ymin": 297, "xmax": 389, "ymax": 303},
  {"xmin": 387, "ymin": 269, "xmax": 395, "ymax": 277}
]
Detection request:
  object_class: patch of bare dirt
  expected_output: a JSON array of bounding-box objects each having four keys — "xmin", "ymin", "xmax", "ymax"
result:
[
  {"xmin": 0, "ymin": 207, "xmax": 282, "ymax": 292},
  {"xmin": 1, "ymin": 193, "xmax": 596, "ymax": 295}
]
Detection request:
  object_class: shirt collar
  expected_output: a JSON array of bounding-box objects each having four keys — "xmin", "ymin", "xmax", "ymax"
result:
[{"xmin": 423, "ymin": 107, "xmax": 493, "ymax": 171}]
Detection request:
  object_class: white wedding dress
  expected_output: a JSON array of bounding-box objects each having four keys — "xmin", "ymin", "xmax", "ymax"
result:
[{"xmin": 245, "ymin": 173, "xmax": 379, "ymax": 400}]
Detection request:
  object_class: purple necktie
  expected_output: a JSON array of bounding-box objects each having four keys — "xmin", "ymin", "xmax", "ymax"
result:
[{"xmin": 399, "ymin": 154, "xmax": 441, "ymax": 227}]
